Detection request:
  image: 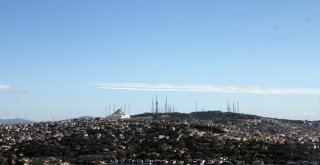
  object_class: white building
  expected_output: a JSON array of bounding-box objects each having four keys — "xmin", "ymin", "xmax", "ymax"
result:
[{"xmin": 107, "ymin": 109, "xmax": 130, "ymax": 119}]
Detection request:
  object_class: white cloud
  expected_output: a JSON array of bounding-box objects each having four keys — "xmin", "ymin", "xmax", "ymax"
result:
[
  {"xmin": 89, "ymin": 82, "xmax": 320, "ymax": 95},
  {"xmin": 0, "ymin": 84, "xmax": 11, "ymax": 92}
]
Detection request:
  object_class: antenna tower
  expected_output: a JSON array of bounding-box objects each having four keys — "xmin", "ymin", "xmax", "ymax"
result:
[
  {"xmin": 151, "ymin": 98, "xmax": 154, "ymax": 113},
  {"xmin": 195, "ymin": 101, "xmax": 198, "ymax": 112},
  {"xmin": 237, "ymin": 101, "xmax": 240, "ymax": 113},
  {"xmin": 227, "ymin": 101, "xmax": 231, "ymax": 112},
  {"xmin": 165, "ymin": 96, "xmax": 168, "ymax": 113},
  {"xmin": 233, "ymin": 102, "xmax": 235, "ymax": 113},
  {"xmin": 155, "ymin": 95, "xmax": 159, "ymax": 114}
]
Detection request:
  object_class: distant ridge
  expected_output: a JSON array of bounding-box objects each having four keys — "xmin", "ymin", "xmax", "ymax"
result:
[
  {"xmin": 75, "ymin": 116, "xmax": 94, "ymax": 120},
  {"xmin": 0, "ymin": 118, "xmax": 34, "ymax": 125},
  {"xmin": 134, "ymin": 110, "xmax": 306, "ymax": 122}
]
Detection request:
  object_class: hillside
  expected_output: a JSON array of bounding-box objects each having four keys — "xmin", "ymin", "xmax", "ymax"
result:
[
  {"xmin": 1, "ymin": 111, "xmax": 320, "ymax": 164},
  {"xmin": 0, "ymin": 118, "xmax": 33, "ymax": 125}
]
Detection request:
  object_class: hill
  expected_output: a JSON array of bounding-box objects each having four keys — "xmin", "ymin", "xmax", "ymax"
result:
[
  {"xmin": 134, "ymin": 110, "xmax": 305, "ymax": 123},
  {"xmin": 2, "ymin": 111, "xmax": 320, "ymax": 164},
  {"xmin": 0, "ymin": 118, "xmax": 33, "ymax": 125}
]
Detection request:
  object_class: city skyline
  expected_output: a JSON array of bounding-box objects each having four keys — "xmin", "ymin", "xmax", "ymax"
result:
[{"xmin": 1, "ymin": 1, "xmax": 320, "ymax": 121}]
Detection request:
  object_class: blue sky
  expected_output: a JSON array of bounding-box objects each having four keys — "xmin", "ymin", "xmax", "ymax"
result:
[{"xmin": 1, "ymin": 1, "xmax": 320, "ymax": 121}]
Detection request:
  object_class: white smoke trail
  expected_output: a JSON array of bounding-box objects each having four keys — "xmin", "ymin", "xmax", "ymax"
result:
[
  {"xmin": 89, "ymin": 82, "xmax": 320, "ymax": 94},
  {"xmin": 0, "ymin": 84, "xmax": 11, "ymax": 92}
]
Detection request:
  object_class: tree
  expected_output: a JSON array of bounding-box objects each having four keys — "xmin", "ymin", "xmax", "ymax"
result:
[
  {"xmin": 33, "ymin": 158, "xmax": 45, "ymax": 165},
  {"xmin": 0, "ymin": 152, "xmax": 5, "ymax": 165}
]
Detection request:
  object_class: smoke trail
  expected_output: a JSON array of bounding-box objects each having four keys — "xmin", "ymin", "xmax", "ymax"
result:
[
  {"xmin": 0, "ymin": 84, "xmax": 11, "ymax": 92},
  {"xmin": 89, "ymin": 82, "xmax": 320, "ymax": 94}
]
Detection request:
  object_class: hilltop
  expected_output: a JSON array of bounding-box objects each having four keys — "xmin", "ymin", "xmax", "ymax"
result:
[
  {"xmin": 1, "ymin": 111, "xmax": 320, "ymax": 164},
  {"xmin": 134, "ymin": 110, "xmax": 304, "ymax": 123}
]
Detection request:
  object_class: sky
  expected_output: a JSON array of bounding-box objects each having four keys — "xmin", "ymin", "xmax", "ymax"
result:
[{"xmin": 1, "ymin": 0, "xmax": 320, "ymax": 121}]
